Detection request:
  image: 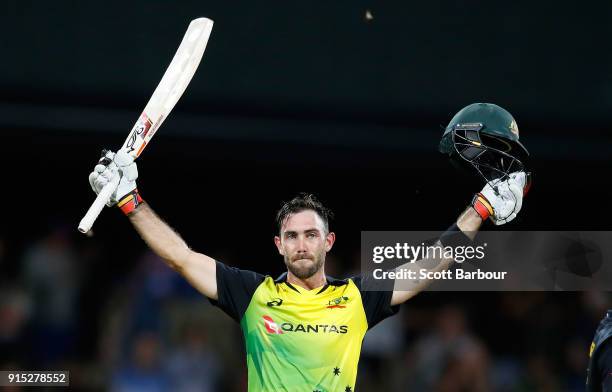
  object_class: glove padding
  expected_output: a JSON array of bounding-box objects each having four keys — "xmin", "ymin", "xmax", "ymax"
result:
[
  {"xmin": 480, "ymin": 171, "xmax": 528, "ymax": 225},
  {"xmin": 88, "ymin": 149, "xmax": 138, "ymax": 206}
]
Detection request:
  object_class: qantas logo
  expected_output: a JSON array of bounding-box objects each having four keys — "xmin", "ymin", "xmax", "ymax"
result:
[
  {"xmin": 327, "ymin": 296, "xmax": 349, "ymax": 309},
  {"xmin": 263, "ymin": 316, "xmax": 284, "ymax": 334},
  {"xmin": 262, "ymin": 316, "xmax": 348, "ymax": 334}
]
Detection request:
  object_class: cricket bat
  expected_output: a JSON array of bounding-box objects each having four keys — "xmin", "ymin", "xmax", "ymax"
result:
[{"xmin": 78, "ymin": 17, "xmax": 214, "ymax": 234}]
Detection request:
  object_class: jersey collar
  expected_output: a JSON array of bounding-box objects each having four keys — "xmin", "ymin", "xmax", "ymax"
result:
[{"xmin": 274, "ymin": 272, "xmax": 346, "ymax": 294}]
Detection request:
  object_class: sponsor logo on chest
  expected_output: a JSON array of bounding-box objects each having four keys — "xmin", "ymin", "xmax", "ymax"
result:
[{"xmin": 262, "ymin": 315, "xmax": 348, "ymax": 335}]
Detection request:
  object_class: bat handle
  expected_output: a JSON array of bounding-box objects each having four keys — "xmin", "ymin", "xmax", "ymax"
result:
[{"xmin": 78, "ymin": 173, "xmax": 121, "ymax": 233}]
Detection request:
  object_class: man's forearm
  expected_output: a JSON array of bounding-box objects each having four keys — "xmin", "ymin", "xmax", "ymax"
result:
[
  {"xmin": 456, "ymin": 205, "xmax": 483, "ymax": 238},
  {"xmin": 128, "ymin": 203, "xmax": 192, "ymax": 270},
  {"xmin": 390, "ymin": 206, "xmax": 482, "ymax": 305},
  {"xmin": 410, "ymin": 206, "xmax": 483, "ymax": 282}
]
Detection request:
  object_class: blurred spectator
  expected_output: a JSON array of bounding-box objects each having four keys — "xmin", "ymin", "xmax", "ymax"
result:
[
  {"xmin": 404, "ymin": 305, "xmax": 490, "ymax": 391},
  {"xmin": 564, "ymin": 337, "xmax": 589, "ymax": 391},
  {"xmin": 21, "ymin": 226, "xmax": 81, "ymax": 364},
  {"xmin": 165, "ymin": 322, "xmax": 220, "ymax": 392},
  {"xmin": 0, "ymin": 285, "xmax": 32, "ymax": 366},
  {"xmin": 124, "ymin": 250, "xmax": 197, "ymax": 334},
  {"xmin": 359, "ymin": 308, "xmax": 405, "ymax": 390},
  {"xmin": 111, "ymin": 331, "xmax": 169, "ymax": 392},
  {"xmin": 581, "ymin": 291, "xmax": 611, "ymax": 332},
  {"xmin": 98, "ymin": 250, "xmax": 182, "ymax": 369},
  {"xmin": 101, "ymin": 249, "xmax": 228, "ymax": 390},
  {"xmin": 515, "ymin": 354, "xmax": 560, "ymax": 392},
  {"xmin": 490, "ymin": 356, "xmax": 523, "ymax": 392}
]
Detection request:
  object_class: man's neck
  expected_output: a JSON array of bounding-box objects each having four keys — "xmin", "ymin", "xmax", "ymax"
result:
[{"xmin": 286, "ymin": 269, "xmax": 327, "ymax": 291}]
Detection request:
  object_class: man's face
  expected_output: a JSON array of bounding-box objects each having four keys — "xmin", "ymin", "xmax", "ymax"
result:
[{"xmin": 274, "ymin": 210, "xmax": 335, "ymax": 280}]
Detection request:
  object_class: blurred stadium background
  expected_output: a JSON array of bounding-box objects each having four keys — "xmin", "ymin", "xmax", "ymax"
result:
[{"xmin": 2, "ymin": 1, "xmax": 612, "ymax": 390}]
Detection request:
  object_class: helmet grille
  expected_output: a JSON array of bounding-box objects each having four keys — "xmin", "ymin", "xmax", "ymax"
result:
[{"xmin": 451, "ymin": 125, "xmax": 527, "ymax": 183}]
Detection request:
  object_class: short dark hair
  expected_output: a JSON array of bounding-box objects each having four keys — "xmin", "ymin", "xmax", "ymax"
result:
[{"xmin": 276, "ymin": 193, "xmax": 334, "ymax": 233}]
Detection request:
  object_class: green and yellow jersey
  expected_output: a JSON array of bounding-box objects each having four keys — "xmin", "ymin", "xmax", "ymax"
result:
[{"xmin": 210, "ymin": 262, "xmax": 399, "ymax": 392}]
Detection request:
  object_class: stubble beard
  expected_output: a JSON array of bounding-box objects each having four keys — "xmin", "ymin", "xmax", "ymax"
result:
[{"xmin": 284, "ymin": 252, "xmax": 325, "ymax": 280}]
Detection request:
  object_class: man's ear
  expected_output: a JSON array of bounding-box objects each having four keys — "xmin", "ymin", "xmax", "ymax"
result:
[
  {"xmin": 325, "ymin": 232, "xmax": 336, "ymax": 252},
  {"xmin": 274, "ymin": 236, "xmax": 284, "ymax": 255}
]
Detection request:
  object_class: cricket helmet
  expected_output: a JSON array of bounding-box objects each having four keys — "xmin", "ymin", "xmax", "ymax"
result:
[{"xmin": 439, "ymin": 103, "xmax": 530, "ymax": 183}]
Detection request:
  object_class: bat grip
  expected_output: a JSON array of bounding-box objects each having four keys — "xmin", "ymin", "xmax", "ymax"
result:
[{"xmin": 78, "ymin": 174, "xmax": 121, "ymax": 233}]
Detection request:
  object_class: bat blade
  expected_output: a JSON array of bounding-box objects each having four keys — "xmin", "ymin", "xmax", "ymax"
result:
[
  {"xmin": 122, "ymin": 17, "xmax": 214, "ymax": 159},
  {"xmin": 78, "ymin": 17, "xmax": 214, "ymax": 234}
]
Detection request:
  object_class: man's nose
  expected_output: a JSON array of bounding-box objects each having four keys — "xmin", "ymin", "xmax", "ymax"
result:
[{"xmin": 296, "ymin": 235, "xmax": 308, "ymax": 252}]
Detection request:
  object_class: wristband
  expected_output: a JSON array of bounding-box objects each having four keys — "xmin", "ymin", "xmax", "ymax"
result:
[
  {"xmin": 472, "ymin": 193, "xmax": 493, "ymax": 221},
  {"xmin": 523, "ymin": 172, "xmax": 533, "ymax": 196},
  {"xmin": 117, "ymin": 189, "xmax": 144, "ymax": 215}
]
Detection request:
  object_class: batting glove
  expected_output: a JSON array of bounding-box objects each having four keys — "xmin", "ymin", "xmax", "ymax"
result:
[
  {"xmin": 89, "ymin": 149, "xmax": 142, "ymax": 215},
  {"xmin": 472, "ymin": 171, "xmax": 530, "ymax": 225}
]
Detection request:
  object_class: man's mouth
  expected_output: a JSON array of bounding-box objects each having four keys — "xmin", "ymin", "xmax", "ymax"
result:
[{"xmin": 293, "ymin": 256, "xmax": 313, "ymax": 262}]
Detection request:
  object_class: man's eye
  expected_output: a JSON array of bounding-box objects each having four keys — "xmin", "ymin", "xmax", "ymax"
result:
[
  {"xmin": 307, "ymin": 232, "xmax": 317, "ymax": 238},
  {"xmin": 286, "ymin": 233, "xmax": 296, "ymax": 239}
]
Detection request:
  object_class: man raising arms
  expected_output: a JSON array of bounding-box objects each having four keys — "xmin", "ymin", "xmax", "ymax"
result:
[{"xmin": 89, "ymin": 104, "xmax": 529, "ymax": 391}]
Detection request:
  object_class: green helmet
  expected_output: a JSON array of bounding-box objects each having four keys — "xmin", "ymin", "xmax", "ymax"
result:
[{"xmin": 439, "ymin": 103, "xmax": 529, "ymax": 183}]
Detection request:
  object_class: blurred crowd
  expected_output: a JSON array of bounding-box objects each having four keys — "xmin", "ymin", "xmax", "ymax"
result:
[{"xmin": 0, "ymin": 225, "xmax": 608, "ymax": 391}]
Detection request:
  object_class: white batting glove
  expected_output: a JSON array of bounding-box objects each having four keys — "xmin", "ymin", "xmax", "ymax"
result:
[
  {"xmin": 472, "ymin": 171, "xmax": 530, "ymax": 225},
  {"xmin": 88, "ymin": 149, "xmax": 138, "ymax": 207}
]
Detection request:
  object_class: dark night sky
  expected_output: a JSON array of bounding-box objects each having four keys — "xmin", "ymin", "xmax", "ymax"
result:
[{"xmin": 1, "ymin": 1, "xmax": 611, "ymax": 270}]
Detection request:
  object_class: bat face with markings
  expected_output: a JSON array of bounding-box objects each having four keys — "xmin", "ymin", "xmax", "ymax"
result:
[
  {"xmin": 125, "ymin": 114, "xmax": 153, "ymax": 156},
  {"xmin": 78, "ymin": 17, "xmax": 214, "ymax": 234}
]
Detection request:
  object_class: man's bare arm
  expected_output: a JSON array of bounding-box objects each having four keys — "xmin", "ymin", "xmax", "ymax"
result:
[
  {"xmin": 390, "ymin": 207, "xmax": 482, "ymax": 306},
  {"xmin": 129, "ymin": 203, "xmax": 218, "ymax": 300},
  {"xmin": 389, "ymin": 171, "xmax": 528, "ymax": 306}
]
